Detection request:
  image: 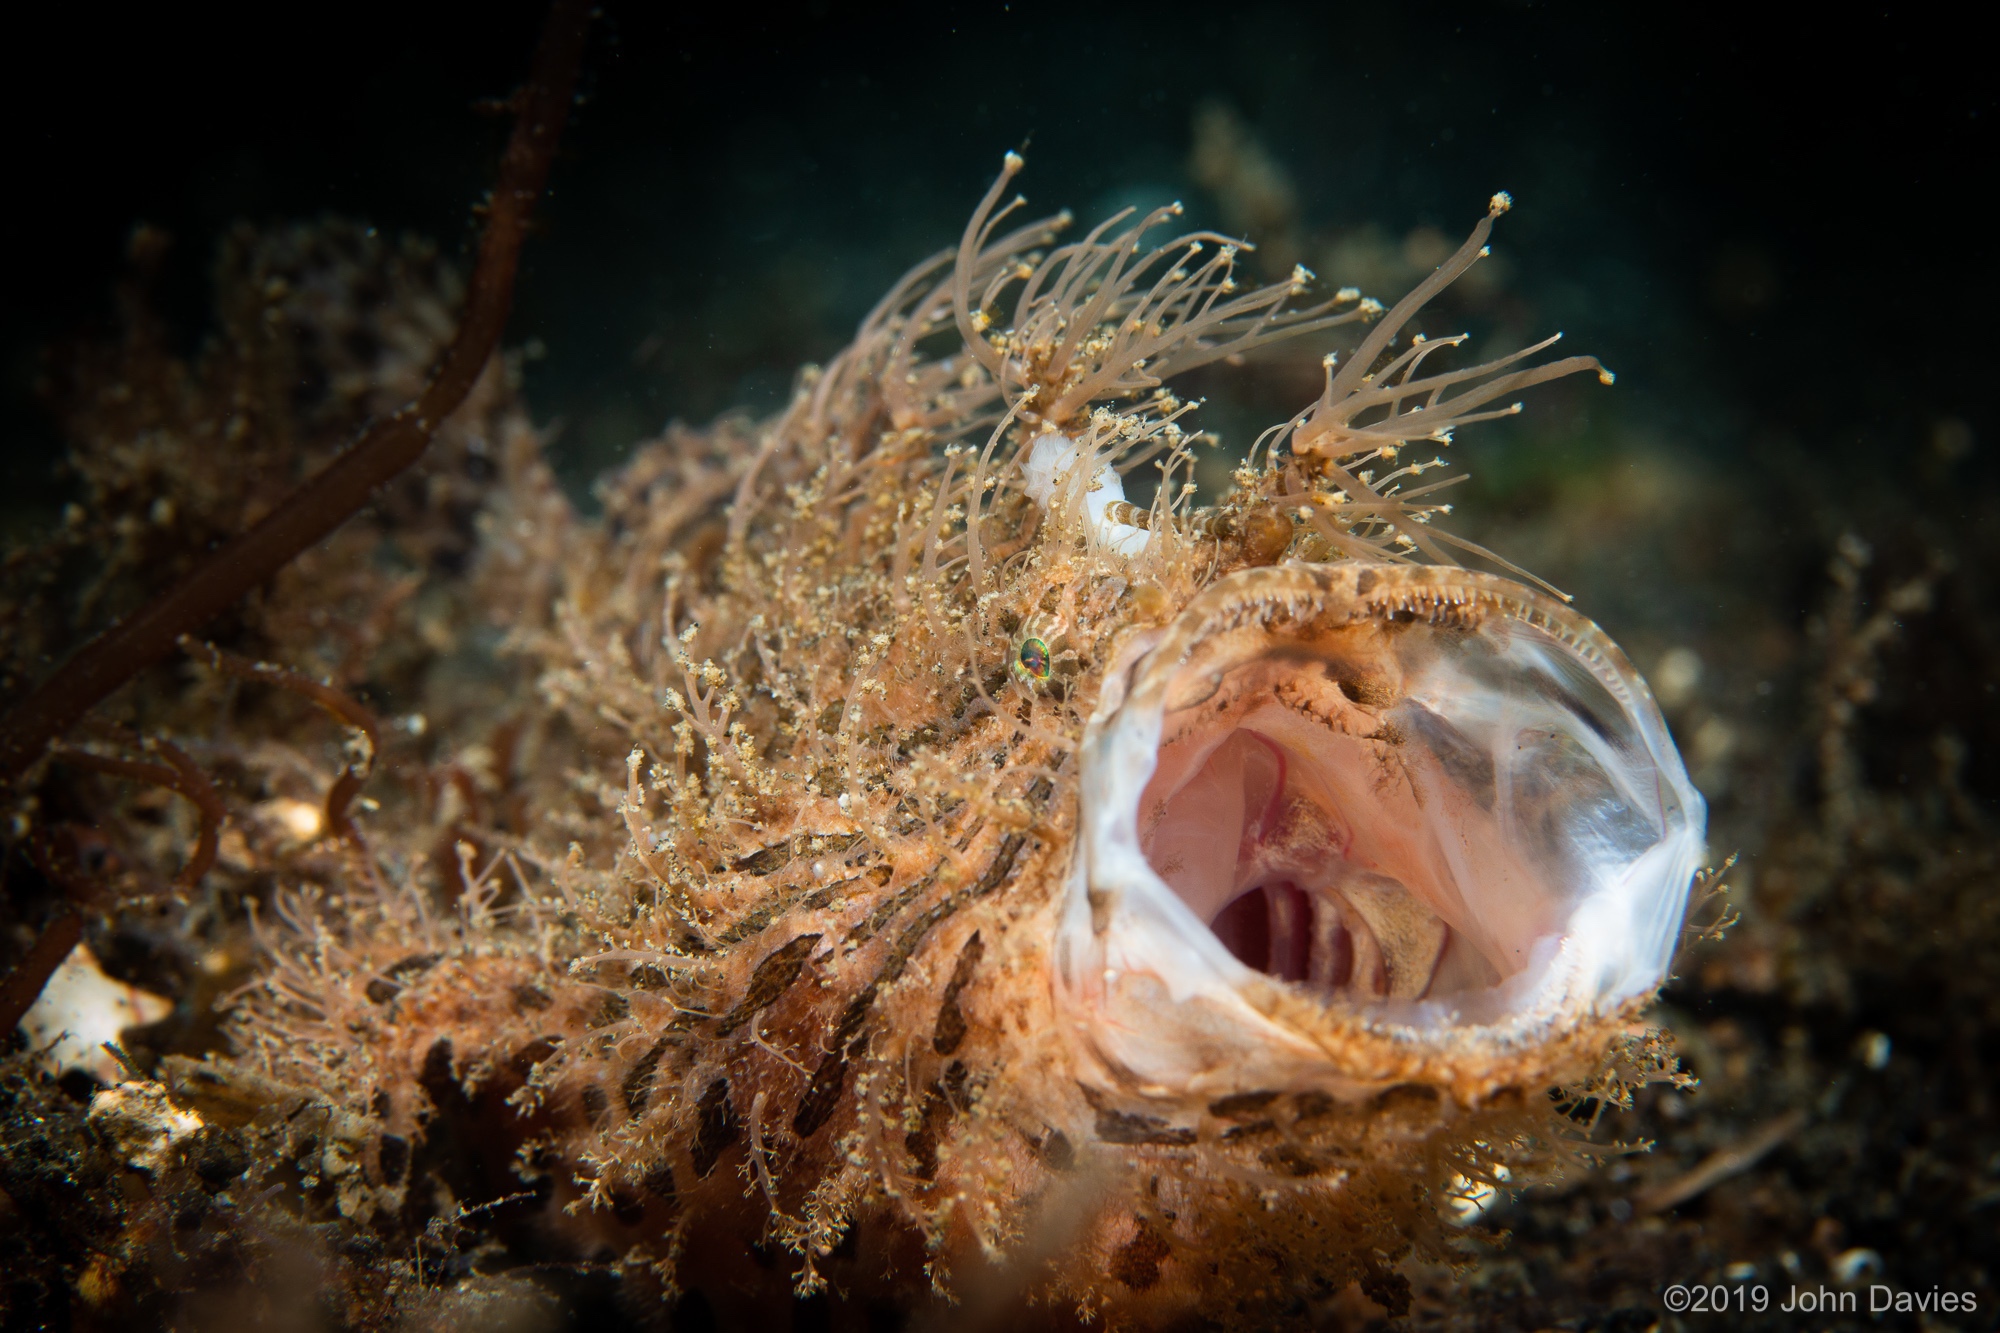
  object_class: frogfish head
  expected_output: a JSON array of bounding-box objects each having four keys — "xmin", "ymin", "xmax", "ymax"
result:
[{"xmin": 1060, "ymin": 560, "xmax": 1705, "ymax": 1107}]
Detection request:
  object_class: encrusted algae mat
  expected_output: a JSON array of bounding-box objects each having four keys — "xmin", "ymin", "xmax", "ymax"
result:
[{"xmin": 4, "ymin": 157, "xmax": 1704, "ymax": 1328}]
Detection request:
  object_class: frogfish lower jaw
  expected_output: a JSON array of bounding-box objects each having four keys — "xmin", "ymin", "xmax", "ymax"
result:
[{"xmin": 1060, "ymin": 561, "xmax": 1705, "ymax": 1104}]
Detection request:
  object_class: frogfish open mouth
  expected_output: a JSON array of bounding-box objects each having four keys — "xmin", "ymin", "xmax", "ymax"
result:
[
  {"xmin": 1067, "ymin": 562, "xmax": 1703, "ymax": 1105},
  {"xmin": 171, "ymin": 151, "xmax": 1710, "ymax": 1327}
]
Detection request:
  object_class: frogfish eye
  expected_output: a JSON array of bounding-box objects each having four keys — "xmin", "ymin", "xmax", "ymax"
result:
[
  {"xmin": 1016, "ymin": 636, "xmax": 1053, "ymax": 683},
  {"xmin": 1062, "ymin": 562, "xmax": 1705, "ymax": 1098}
]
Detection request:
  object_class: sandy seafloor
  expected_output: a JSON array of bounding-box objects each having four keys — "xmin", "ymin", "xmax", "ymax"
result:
[{"xmin": 3, "ymin": 3, "xmax": 1996, "ymax": 1329}]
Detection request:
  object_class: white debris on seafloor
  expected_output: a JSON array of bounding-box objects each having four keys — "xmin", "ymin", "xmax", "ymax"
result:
[
  {"xmin": 1442, "ymin": 1165, "xmax": 1511, "ymax": 1225},
  {"xmin": 87, "ymin": 1079, "xmax": 206, "ymax": 1175},
  {"xmin": 17, "ymin": 942, "xmax": 173, "ymax": 1082}
]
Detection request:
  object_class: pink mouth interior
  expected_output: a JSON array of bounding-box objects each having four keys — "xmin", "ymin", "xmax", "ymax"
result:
[
  {"xmin": 1139, "ymin": 719, "xmax": 1509, "ymax": 1004},
  {"xmin": 1209, "ymin": 881, "xmax": 1326, "ymax": 984},
  {"xmin": 1124, "ymin": 607, "xmax": 1696, "ymax": 1015}
]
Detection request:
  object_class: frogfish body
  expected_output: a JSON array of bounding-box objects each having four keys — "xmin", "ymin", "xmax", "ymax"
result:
[{"xmin": 192, "ymin": 153, "xmax": 1703, "ymax": 1327}]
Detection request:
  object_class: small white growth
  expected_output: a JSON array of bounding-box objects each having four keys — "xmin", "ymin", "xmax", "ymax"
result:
[
  {"xmin": 1859, "ymin": 1030, "xmax": 1892, "ymax": 1070},
  {"xmin": 18, "ymin": 942, "xmax": 172, "ymax": 1082},
  {"xmin": 88, "ymin": 1079, "xmax": 205, "ymax": 1175},
  {"xmin": 1831, "ymin": 1247, "xmax": 1883, "ymax": 1285},
  {"xmin": 1021, "ymin": 431, "xmax": 1149, "ymax": 557},
  {"xmin": 1443, "ymin": 1165, "xmax": 1510, "ymax": 1225}
]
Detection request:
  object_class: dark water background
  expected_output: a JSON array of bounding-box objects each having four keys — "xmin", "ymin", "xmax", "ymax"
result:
[{"xmin": 8, "ymin": 3, "xmax": 1993, "ymax": 507}]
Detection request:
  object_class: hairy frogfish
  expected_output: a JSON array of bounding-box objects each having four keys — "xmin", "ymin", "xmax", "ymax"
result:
[{"xmin": 176, "ymin": 153, "xmax": 1705, "ymax": 1326}]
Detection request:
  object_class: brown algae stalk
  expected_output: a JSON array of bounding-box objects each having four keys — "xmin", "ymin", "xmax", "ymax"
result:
[{"xmin": 0, "ymin": 0, "xmax": 591, "ymax": 787}]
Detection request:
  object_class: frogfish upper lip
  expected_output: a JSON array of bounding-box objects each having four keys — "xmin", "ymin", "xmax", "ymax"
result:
[{"xmin": 1058, "ymin": 561, "xmax": 1706, "ymax": 1102}]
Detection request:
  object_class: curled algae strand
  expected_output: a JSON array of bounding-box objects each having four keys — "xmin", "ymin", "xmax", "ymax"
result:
[{"xmin": 32, "ymin": 149, "xmax": 1697, "ymax": 1327}]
